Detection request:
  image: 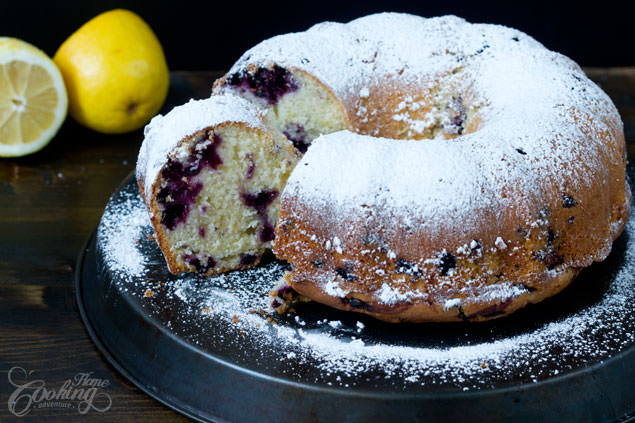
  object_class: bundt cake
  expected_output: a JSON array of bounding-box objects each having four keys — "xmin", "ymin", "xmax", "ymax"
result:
[{"xmin": 137, "ymin": 13, "xmax": 629, "ymax": 322}]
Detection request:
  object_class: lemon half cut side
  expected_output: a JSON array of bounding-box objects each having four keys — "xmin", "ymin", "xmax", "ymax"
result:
[{"xmin": 0, "ymin": 37, "xmax": 68, "ymax": 157}]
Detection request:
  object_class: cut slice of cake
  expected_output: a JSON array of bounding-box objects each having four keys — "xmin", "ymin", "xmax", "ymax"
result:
[
  {"xmin": 213, "ymin": 64, "xmax": 350, "ymax": 154},
  {"xmin": 136, "ymin": 95, "xmax": 299, "ymax": 275}
]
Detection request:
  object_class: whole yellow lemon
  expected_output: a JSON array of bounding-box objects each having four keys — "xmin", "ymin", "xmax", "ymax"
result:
[{"xmin": 53, "ymin": 9, "xmax": 169, "ymax": 134}]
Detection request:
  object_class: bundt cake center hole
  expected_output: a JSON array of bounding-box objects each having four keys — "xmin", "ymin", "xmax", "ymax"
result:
[{"xmin": 355, "ymin": 85, "xmax": 476, "ymax": 141}]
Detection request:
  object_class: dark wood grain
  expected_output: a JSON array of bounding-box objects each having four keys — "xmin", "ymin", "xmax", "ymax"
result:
[
  {"xmin": 0, "ymin": 71, "xmax": 222, "ymax": 423},
  {"xmin": 0, "ymin": 68, "xmax": 633, "ymax": 422}
]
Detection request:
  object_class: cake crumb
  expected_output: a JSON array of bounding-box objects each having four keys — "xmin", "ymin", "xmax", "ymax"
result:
[{"xmin": 494, "ymin": 237, "xmax": 507, "ymax": 250}]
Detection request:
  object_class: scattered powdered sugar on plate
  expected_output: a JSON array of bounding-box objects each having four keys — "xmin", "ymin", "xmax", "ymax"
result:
[
  {"xmin": 97, "ymin": 189, "xmax": 148, "ymax": 277},
  {"xmin": 96, "ymin": 179, "xmax": 635, "ymax": 391}
]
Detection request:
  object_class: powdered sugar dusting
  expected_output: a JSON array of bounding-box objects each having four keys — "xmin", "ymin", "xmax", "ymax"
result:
[
  {"xmin": 375, "ymin": 283, "xmax": 427, "ymax": 305},
  {"xmin": 97, "ymin": 190, "xmax": 148, "ymax": 277},
  {"xmin": 323, "ymin": 279, "xmax": 349, "ymax": 297},
  {"xmin": 96, "ymin": 181, "xmax": 635, "ymax": 390},
  {"xmin": 225, "ymin": 14, "xmax": 493, "ymax": 100}
]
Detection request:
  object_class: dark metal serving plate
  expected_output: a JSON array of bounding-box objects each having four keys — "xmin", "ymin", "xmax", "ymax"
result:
[{"xmin": 75, "ymin": 171, "xmax": 635, "ymax": 423}]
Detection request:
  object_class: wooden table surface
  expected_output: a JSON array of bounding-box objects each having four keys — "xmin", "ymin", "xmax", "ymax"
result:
[{"xmin": 1, "ymin": 69, "xmax": 634, "ymax": 422}]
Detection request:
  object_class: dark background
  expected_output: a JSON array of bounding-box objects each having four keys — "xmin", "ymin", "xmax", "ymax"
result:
[{"xmin": 1, "ymin": 0, "xmax": 632, "ymax": 71}]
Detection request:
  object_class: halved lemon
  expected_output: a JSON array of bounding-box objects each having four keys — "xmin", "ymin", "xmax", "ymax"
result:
[{"xmin": 0, "ymin": 37, "xmax": 68, "ymax": 157}]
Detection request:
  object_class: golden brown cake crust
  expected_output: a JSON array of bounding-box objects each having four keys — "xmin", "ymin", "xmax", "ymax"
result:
[
  {"xmin": 275, "ymin": 183, "xmax": 629, "ymax": 323},
  {"xmin": 276, "ymin": 186, "xmax": 630, "ymax": 322},
  {"xmin": 281, "ymin": 268, "xmax": 582, "ymax": 323}
]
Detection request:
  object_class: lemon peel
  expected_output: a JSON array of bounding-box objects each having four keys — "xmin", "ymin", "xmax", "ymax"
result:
[{"xmin": 54, "ymin": 9, "xmax": 169, "ymax": 134}]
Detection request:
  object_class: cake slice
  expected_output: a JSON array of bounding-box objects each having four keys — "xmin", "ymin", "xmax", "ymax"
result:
[
  {"xmin": 136, "ymin": 95, "xmax": 299, "ymax": 275},
  {"xmin": 213, "ymin": 64, "xmax": 350, "ymax": 153}
]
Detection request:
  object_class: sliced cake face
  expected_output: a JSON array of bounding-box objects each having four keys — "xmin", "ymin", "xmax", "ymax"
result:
[
  {"xmin": 215, "ymin": 65, "xmax": 350, "ymax": 153},
  {"xmin": 150, "ymin": 122, "xmax": 298, "ymax": 274}
]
